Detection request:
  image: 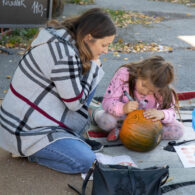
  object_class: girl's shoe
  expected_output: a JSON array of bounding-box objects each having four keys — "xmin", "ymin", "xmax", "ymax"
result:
[{"xmin": 107, "ymin": 127, "xmax": 120, "ymax": 142}]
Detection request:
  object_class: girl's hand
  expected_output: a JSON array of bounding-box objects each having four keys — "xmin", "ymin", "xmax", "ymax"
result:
[
  {"xmin": 143, "ymin": 109, "xmax": 164, "ymax": 121},
  {"xmin": 123, "ymin": 101, "xmax": 139, "ymax": 114}
]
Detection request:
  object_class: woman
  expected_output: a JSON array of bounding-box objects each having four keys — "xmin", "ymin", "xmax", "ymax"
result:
[{"xmin": 0, "ymin": 8, "xmax": 116, "ymax": 173}]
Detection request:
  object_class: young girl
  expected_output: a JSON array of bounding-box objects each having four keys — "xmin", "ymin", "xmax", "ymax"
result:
[{"xmin": 92, "ymin": 56, "xmax": 184, "ymax": 141}]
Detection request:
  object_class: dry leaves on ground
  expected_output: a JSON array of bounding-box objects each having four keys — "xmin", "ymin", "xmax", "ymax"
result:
[
  {"xmin": 106, "ymin": 9, "xmax": 164, "ymax": 28},
  {"xmin": 109, "ymin": 40, "xmax": 173, "ymax": 54}
]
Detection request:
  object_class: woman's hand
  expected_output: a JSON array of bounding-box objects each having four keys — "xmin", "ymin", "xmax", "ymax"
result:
[
  {"xmin": 123, "ymin": 101, "xmax": 139, "ymax": 114},
  {"xmin": 143, "ymin": 109, "xmax": 165, "ymax": 121}
]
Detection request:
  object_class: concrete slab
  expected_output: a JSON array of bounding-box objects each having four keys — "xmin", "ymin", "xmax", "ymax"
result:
[
  {"xmin": 1, "ymin": 0, "xmax": 195, "ymax": 194},
  {"xmin": 0, "ymin": 148, "xmax": 92, "ymax": 195}
]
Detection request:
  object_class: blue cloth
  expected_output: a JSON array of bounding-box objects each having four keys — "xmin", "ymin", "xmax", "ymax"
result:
[
  {"xmin": 28, "ymin": 138, "xmax": 96, "ymax": 174},
  {"xmin": 86, "ymin": 88, "xmax": 97, "ymax": 106}
]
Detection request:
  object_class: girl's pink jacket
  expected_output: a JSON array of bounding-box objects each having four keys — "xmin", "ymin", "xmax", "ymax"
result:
[{"xmin": 102, "ymin": 67, "xmax": 176, "ymax": 124}]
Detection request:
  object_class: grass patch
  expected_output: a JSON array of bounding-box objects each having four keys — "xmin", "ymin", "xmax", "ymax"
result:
[
  {"xmin": 0, "ymin": 28, "xmax": 38, "ymax": 48},
  {"xmin": 105, "ymin": 9, "xmax": 164, "ymax": 28},
  {"xmin": 65, "ymin": 0, "xmax": 95, "ymax": 5}
]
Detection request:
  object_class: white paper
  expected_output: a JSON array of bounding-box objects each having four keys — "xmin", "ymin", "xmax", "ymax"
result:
[
  {"xmin": 174, "ymin": 145, "xmax": 195, "ymax": 168},
  {"xmin": 95, "ymin": 153, "xmax": 137, "ymax": 167},
  {"xmin": 81, "ymin": 153, "xmax": 137, "ymax": 180}
]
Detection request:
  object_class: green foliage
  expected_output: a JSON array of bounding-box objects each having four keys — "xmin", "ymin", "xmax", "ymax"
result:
[
  {"xmin": 106, "ymin": 9, "xmax": 126, "ymax": 21},
  {"xmin": 65, "ymin": 0, "xmax": 94, "ymax": 5},
  {"xmin": 0, "ymin": 28, "xmax": 38, "ymax": 48},
  {"xmin": 11, "ymin": 28, "xmax": 38, "ymax": 39}
]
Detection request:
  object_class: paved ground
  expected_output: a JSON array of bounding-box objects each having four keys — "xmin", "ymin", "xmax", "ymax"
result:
[{"xmin": 0, "ymin": 0, "xmax": 195, "ymax": 194}]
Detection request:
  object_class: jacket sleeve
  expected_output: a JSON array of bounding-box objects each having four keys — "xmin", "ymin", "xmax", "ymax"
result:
[
  {"xmin": 161, "ymin": 107, "xmax": 177, "ymax": 124},
  {"xmin": 102, "ymin": 67, "xmax": 129, "ymax": 117},
  {"xmin": 160, "ymin": 95, "xmax": 177, "ymax": 124},
  {"xmin": 50, "ymin": 46, "xmax": 103, "ymax": 111}
]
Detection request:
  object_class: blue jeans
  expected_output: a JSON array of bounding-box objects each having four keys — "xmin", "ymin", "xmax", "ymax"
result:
[{"xmin": 28, "ymin": 139, "xmax": 96, "ymax": 174}]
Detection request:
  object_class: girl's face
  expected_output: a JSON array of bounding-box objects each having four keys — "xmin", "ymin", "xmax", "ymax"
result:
[
  {"xmin": 84, "ymin": 34, "xmax": 115, "ymax": 60},
  {"xmin": 136, "ymin": 78, "xmax": 159, "ymax": 96}
]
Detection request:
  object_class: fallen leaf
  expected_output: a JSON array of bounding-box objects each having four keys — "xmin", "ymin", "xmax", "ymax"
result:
[
  {"xmin": 6, "ymin": 75, "xmax": 11, "ymax": 79},
  {"xmin": 109, "ymin": 40, "xmax": 173, "ymax": 53},
  {"xmin": 166, "ymin": 177, "xmax": 174, "ymax": 182},
  {"xmin": 5, "ymin": 43, "xmax": 14, "ymax": 48}
]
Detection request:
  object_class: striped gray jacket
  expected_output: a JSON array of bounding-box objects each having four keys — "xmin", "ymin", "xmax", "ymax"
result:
[{"xmin": 0, "ymin": 28, "xmax": 104, "ymax": 156}]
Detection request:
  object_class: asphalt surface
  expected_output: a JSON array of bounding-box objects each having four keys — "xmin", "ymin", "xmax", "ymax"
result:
[{"xmin": 0, "ymin": 0, "xmax": 195, "ymax": 194}]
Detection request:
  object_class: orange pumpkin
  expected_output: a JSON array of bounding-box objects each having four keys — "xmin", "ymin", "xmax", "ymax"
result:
[{"xmin": 120, "ymin": 110, "xmax": 163, "ymax": 152}]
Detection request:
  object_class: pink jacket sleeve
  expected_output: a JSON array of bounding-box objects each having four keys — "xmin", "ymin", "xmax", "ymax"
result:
[
  {"xmin": 161, "ymin": 101, "xmax": 177, "ymax": 124},
  {"xmin": 157, "ymin": 92, "xmax": 177, "ymax": 124},
  {"xmin": 102, "ymin": 67, "xmax": 129, "ymax": 117}
]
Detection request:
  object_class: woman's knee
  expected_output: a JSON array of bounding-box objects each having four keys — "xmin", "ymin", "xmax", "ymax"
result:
[
  {"xmin": 78, "ymin": 151, "xmax": 96, "ymax": 173},
  {"xmin": 28, "ymin": 139, "xmax": 96, "ymax": 173}
]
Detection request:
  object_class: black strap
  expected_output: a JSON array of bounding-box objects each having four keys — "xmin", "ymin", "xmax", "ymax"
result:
[
  {"xmin": 178, "ymin": 119, "xmax": 192, "ymax": 122},
  {"xmin": 67, "ymin": 184, "xmax": 81, "ymax": 195},
  {"xmin": 68, "ymin": 160, "xmax": 96, "ymax": 195},
  {"xmin": 104, "ymin": 143, "xmax": 123, "ymax": 147},
  {"xmin": 81, "ymin": 162, "xmax": 96, "ymax": 195},
  {"xmin": 161, "ymin": 181, "xmax": 195, "ymax": 193}
]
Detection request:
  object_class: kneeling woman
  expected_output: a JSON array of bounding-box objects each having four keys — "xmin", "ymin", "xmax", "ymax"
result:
[{"xmin": 0, "ymin": 8, "xmax": 116, "ymax": 173}]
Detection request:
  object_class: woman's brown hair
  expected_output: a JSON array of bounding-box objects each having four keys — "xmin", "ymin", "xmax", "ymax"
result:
[
  {"xmin": 122, "ymin": 56, "xmax": 179, "ymax": 110},
  {"xmin": 47, "ymin": 8, "xmax": 116, "ymax": 74}
]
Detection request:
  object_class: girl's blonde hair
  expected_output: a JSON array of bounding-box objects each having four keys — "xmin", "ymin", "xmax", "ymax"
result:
[
  {"xmin": 47, "ymin": 8, "xmax": 116, "ymax": 74},
  {"xmin": 123, "ymin": 55, "xmax": 179, "ymax": 110}
]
